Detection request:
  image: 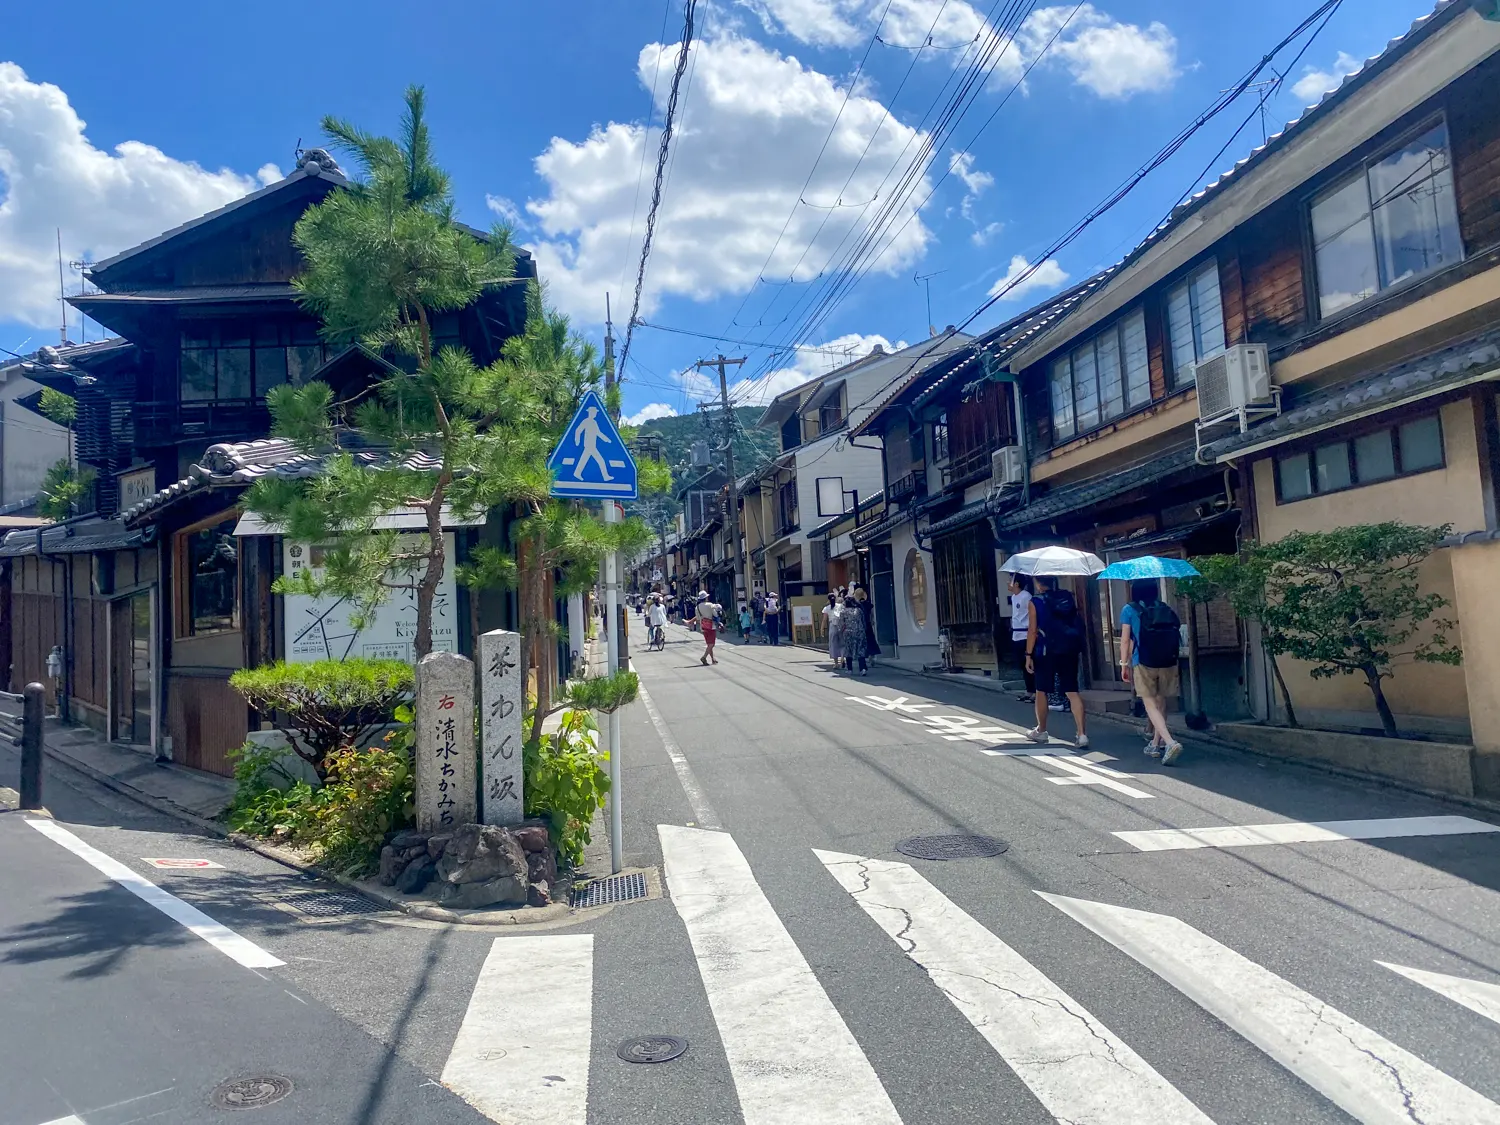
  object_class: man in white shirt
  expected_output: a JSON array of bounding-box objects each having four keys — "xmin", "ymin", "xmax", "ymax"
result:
[
  {"xmin": 646, "ymin": 595, "xmax": 668, "ymax": 649},
  {"xmin": 1008, "ymin": 573, "xmax": 1035, "ymax": 702}
]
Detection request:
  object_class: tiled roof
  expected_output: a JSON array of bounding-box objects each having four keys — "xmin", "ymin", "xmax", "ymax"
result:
[
  {"xmin": 924, "ymin": 498, "xmax": 994, "ymax": 538},
  {"xmin": 0, "ymin": 517, "xmax": 144, "ymax": 558},
  {"xmin": 1205, "ymin": 324, "xmax": 1500, "ymax": 461},
  {"xmin": 121, "ymin": 436, "xmax": 444, "ymax": 525},
  {"xmin": 994, "ymin": 445, "xmax": 1202, "ymax": 532},
  {"xmin": 72, "ymin": 284, "xmax": 299, "ymax": 304},
  {"xmin": 851, "ymin": 504, "xmax": 916, "ymax": 546}
]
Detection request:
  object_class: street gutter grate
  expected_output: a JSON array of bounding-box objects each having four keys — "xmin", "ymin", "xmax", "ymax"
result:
[
  {"xmin": 896, "ymin": 834, "xmax": 1009, "ymax": 861},
  {"xmin": 273, "ymin": 889, "xmax": 383, "ymax": 917},
  {"xmin": 572, "ymin": 871, "xmax": 648, "ymax": 908}
]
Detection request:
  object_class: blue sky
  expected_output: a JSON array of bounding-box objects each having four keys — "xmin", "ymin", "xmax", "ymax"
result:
[{"xmin": 1, "ymin": 0, "xmax": 1435, "ymax": 423}]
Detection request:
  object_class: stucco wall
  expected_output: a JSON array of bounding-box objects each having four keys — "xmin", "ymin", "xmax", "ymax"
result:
[
  {"xmin": 1, "ymin": 374, "xmax": 69, "ymax": 506},
  {"xmin": 1451, "ymin": 538, "xmax": 1500, "ymax": 752},
  {"xmin": 1249, "ymin": 398, "xmax": 1482, "ymax": 726}
]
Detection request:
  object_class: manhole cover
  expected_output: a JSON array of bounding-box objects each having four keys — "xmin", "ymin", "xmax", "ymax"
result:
[
  {"xmin": 617, "ymin": 1036, "xmax": 688, "ymax": 1064},
  {"xmin": 211, "ymin": 1074, "xmax": 293, "ymax": 1109},
  {"xmin": 571, "ymin": 871, "xmax": 648, "ymax": 908},
  {"xmin": 273, "ymin": 889, "xmax": 382, "ymax": 918},
  {"xmin": 895, "ymin": 834, "xmax": 1008, "ymax": 860}
]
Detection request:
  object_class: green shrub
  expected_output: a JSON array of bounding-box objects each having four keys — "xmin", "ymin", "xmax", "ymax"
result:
[
  {"xmin": 565, "ymin": 669, "xmax": 639, "ymax": 714},
  {"xmin": 225, "ymin": 740, "xmax": 313, "ymax": 837},
  {"xmin": 229, "ymin": 658, "xmax": 413, "ymax": 779},
  {"xmin": 524, "ymin": 708, "xmax": 609, "ymax": 868}
]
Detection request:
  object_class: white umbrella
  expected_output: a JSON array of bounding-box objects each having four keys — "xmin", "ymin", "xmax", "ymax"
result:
[{"xmin": 1000, "ymin": 546, "xmax": 1106, "ymax": 576}]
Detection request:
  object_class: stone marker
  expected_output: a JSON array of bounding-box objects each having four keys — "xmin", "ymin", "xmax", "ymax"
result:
[
  {"xmin": 479, "ymin": 629, "xmax": 524, "ymax": 826},
  {"xmin": 415, "ymin": 651, "xmax": 476, "ymax": 833}
]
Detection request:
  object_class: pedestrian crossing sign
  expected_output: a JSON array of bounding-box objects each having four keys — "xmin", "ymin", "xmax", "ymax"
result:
[{"xmin": 548, "ymin": 390, "xmax": 638, "ymax": 499}]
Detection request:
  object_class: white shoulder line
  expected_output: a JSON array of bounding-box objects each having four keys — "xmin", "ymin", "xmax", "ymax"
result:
[
  {"xmin": 1113, "ymin": 815, "xmax": 1500, "ymax": 851},
  {"xmin": 1041, "ymin": 892, "xmax": 1500, "ymax": 1124},
  {"xmin": 442, "ymin": 935, "xmax": 593, "ymax": 1125},
  {"xmin": 659, "ymin": 825, "xmax": 901, "ymax": 1125},
  {"xmin": 1380, "ymin": 961, "xmax": 1500, "ymax": 1028},
  {"xmin": 815, "ymin": 849, "xmax": 1211, "ymax": 1125},
  {"xmin": 27, "ymin": 819, "xmax": 283, "ymax": 970}
]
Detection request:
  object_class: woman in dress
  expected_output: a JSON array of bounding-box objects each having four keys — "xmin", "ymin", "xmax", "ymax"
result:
[
  {"xmin": 840, "ymin": 593, "xmax": 869, "ymax": 676},
  {"xmin": 823, "ymin": 593, "xmax": 843, "ymax": 667}
]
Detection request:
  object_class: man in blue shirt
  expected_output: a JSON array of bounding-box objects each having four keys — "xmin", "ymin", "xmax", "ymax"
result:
[{"xmin": 1120, "ymin": 578, "xmax": 1184, "ymax": 764}]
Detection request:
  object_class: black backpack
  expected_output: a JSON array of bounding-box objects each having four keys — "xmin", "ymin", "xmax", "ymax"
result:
[
  {"xmin": 1042, "ymin": 590, "xmax": 1083, "ymax": 655},
  {"xmin": 1134, "ymin": 600, "xmax": 1181, "ymax": 668}
]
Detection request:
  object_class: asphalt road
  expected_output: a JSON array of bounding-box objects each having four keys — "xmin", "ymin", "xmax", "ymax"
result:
[{"xmin": 1, "ymin": 627, "xmax": 1497, "ymax": 1125}]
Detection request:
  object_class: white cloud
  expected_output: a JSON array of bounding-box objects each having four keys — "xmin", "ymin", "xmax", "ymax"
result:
[
  {"xmin": 525, "ymin": 35, "xmax": 934, "ymax": 325},
  {"xmin": 987, "ymin": 255, "xmax": 1069, "ymax": 301},
  {"xmin": 485, "ymin": 193, "xmax": 524, "ymax": 227},
  {"xmin": 730, "ymin": 332, "xmax": 904, "ymax": 406},
  {"xmin": 736, "ymin": 0, "xmax": 866, "ymax": 47},
  {"xmin": 971, "ymin": 221, "xmax": 1003, "ymax": 247},
  {"xmin": 1291, "ymin": 52, "xmax": 1362, "ymax": 103},
  {"xmin": 0, "ymin": 63, "xmax": 274, "ymax": 329},
  {"xmin": 756, "ymin": 2, "xmax": 1179, "ymax": 100},
  {"xmin": 624, "ymin": 402, "xmax": 679, "ymax": 426}
]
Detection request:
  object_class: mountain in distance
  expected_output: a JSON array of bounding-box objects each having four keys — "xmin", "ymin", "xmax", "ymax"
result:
[{"xmin": 633, "ymin": 407, "xmax": 781, "ymax": 491}]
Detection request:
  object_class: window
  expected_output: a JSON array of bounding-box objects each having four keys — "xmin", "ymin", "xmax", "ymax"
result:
[
  {"xmin": 904, "ymin": 549, "xmax": 928, "ymax": 629},
  {"xmin": 180, "ymin": 323, "xmax": 325, "ymax": 401},
  {"xmin": 816, "ymin": 476, "xmax": 847, "ymax": 517},
  {"xmin": 1049, "ymin": 309, "xmax": 1151, "ymax": 442},
  {"xmin": 1167, "ymin": 261, "xmax": 1225, "ymax": 384},
  {"xmin": 780, "ymin": 413, "xmax": 802, "ymax": 453},
  {"xmin": 175, "ymin": 513, "xmax": 239, "ymax": 636},
  {"xmin": 1274, "ymin": 413, "xmax": 1445, "ymax": 502},
  {"xmin": 1311, "ymin": 119, "xmax": 1463, "ymax": 318},
  {"xmin": 930, "ymin": 412, "xmax": 950, "ymax": 464}
]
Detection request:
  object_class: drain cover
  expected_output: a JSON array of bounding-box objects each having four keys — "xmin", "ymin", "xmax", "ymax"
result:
[
  {"xmin": 617, "ymin": 1036, "xmax": 688, "ymax": 1064},
  {"xmin": 571, "ymin": 871, "xmax": 648, "ymax": 908},
  {"xmin": 273, "ymin": 889, "xmax": 382, "ymax": 918},
  {"xmin": 211, "ymin": 1074, "xmax": 293, "ymax": 1109},
  {"xmin": 895, "ymin": 834, "xmax": 1008, "ymax": 860}
]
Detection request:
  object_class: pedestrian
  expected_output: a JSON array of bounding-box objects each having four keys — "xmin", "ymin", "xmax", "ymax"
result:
[
  {"xmin": 646, "ymin": 594, "xmax": 668, "ymax": 650},
  {"xmin": 839, "ymin": 594, "xmax": 869, "ymax": 675},
  {"xmin": 738, "ymin": 603, "xmax": 754, "ymax": 643},
  {"xmin": 751, "ymin": 591, "xmax": 766, "ymax": 643},
  {"xmin": 696, "ymin": 593, "xmax": 721, "ymax": 665},
  {"xmin": 1024, "ymin": 575, "xmax": 1088, "ymax": 748},
  {"xmin": 854, "ymin": 585, "xmax": 881, "ymax": 668},
  {"xmin": 823, "ymin": 593, "xmax": 843, "ymax": 666},
  {"xmin": 765, "ymin": 590, "xmax": 782, "ymax": 646},
  {"xmin": 1007, "ymin": 573, "xmax": 1035, "ymax": 702},
  {"xmin": 1121, "ymin": 578, "xmax": 1185, "ymax": 765}
]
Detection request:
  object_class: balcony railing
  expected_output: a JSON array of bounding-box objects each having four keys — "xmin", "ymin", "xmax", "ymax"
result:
[
  {"xmin": 134, "ymin": 399, "xmax": 272, "ymax": 446},
  {"xmin": 940, "ymin": 445, "xmax": 998, "ymax": 491},
  {"xmin": 887, "ymin": 471, "xmax": 928, "ymax": 505}
]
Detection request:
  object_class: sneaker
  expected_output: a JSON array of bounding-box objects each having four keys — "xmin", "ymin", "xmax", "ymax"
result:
[
  {"xmin": 1048, "ymin": 700, "xmax": 1067, "ymax": 712},
  {"xmin": 1161, "ymin": 741, "xmax": 1184, "ymax": 766},
  {"xmin": 1075, "ymin": 734, "xmax": 1090, "ymax": 750},
  {"xmin": 1016, "ymin": 692, "xmax": 1035, "ymax": 703},
  {"xmin": 1024, "ymin": 727, "xmax": 1050, "ymax": 744},
  {"xmin": 1143, "ymin": 743, "xmax": 1162, "ymax": 759}
]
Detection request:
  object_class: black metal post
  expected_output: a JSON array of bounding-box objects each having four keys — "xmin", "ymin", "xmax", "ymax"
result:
[{"xmin": 19, "ymin": 681, "xmax": 44, "ymax": 810}]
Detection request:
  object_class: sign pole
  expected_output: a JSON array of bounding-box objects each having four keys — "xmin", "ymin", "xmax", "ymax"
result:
[{"xmin": 604, "ymin": 499, "xmax": 623, "ymax": 874}]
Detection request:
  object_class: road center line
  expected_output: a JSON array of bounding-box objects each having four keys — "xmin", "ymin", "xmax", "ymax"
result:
[
  {"xmin": 26, "ymin": 819, "xmax": 283, "ymax": 969},
  {"xmin": 638, "ymin": 683, "xmax": 722, "ymax": 830}
]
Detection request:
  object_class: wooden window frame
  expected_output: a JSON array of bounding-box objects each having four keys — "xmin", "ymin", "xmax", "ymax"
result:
[
  {"xmin": 1272, "ymin": 410, "xmax": 1446, "ymax": 504},
  {"xmin": 1047, "ymin": 307, "xmax": 1153, "ymax": 447},
  {"xmin": 1164, "ymin": 258, "xmax": 1226, "ymax": 388},
  {"xmin": 173, "ymin": 509, "xmax": 242, "ymax": 639}
]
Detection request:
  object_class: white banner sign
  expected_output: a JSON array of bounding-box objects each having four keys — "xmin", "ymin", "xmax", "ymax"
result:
[{"xmin": 283, "ymin": 532, "xmax": 458, "ymax": 663}]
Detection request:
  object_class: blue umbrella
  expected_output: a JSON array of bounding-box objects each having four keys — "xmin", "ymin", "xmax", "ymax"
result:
[{"xmin": 1096, "ymin": 555, "xmax": 1201, "ymax": 581}]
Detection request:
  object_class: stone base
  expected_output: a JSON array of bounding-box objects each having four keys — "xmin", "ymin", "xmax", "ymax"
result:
[
  {"xmin": 377, "ymin": 819, "xmax": 561, "ymax": 909},
  {"xmin": 1215, "ymin": 722, "xmax": 1479, "ymax": 798}
]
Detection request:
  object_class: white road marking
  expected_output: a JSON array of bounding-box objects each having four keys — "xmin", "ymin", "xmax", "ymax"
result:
[
  {"xmin": 1113, "ymin": 815, "xmax": 1500, "ymax": 852},
  {"xmin": 816, "ymin": 850, "xmax": 1213, "ymax": 1125},
  {"xmin": 38, "ymin": 1117, "xmax": 87, "ymax": 1125},
  {"xmin": 1034, "ymin": 755, "xmax": 1154, "ymax": 798},
  {"xmin": 442, "ymin": 935, "xmax": 593, "ymax": 1125},
  {"xmin": 659, "ymin": 825, "xmax": 901, "ymax": 1125},
  {"xmin": 1042, "ymin": 892, "xmax": 1500, "ymax": 1124},
  {"xmin": 638, "ymin": 684, "xmax": 722, "ymax": 830},
  {"xmin": 847, "ymin": 694, "xmax": 932, "ymax": 714},
  {"xmin": 1380, "ymin": 962, "xmax": 1500, "ymax": 1027},
  {"xmin": 27, "ymin": 820, "xmax": 283, "ymax": 969}
]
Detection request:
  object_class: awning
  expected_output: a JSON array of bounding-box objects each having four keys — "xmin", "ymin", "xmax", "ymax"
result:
[
  {"xmin": 233, "ymin": 504, "xmax": 487, "ymax": 537},
  {"xmin": 925, "ymin": 499, "xmax": 994, "ymax": 538},
  {"xmin": 995, "ymin": 445, "xmax": 1201, "ymax": 532},
  {"xmin": 851, "ymin": 505, "xmax": 915, "ymax": 546},
  {"xmin": 803, "ymin": 378, "xmax": 845, "ymax": 414}
]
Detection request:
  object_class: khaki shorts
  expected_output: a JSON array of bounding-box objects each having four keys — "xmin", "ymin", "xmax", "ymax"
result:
[{"xmin": 1133, "ymin": 663, "xmax": 1180, "ymax": 700}]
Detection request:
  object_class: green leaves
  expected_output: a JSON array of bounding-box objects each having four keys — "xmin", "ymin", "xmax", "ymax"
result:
[
  {"xmin": 565, "ymin": 669, "xmax": 640, "ymax": 714},
  {"xmin": 1190, "ymin": 522, "xmax": 1460, "ymax": 735},
  {"xmin": 523, "ymin": 709, "xmax": 610, "ymax": 868},
  {"xmin": 38, "ymin": 387, "xmax": 77, "ymax": 428},
  {"xmin": 37, "ymin": 459, "xmax": 93, "ymax": 522}
]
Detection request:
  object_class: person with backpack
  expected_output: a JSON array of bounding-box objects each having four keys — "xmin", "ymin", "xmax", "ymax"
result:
[
  {"xmin": 1023, "ymin": 574, "xmax": 1088, "ymax": 747},
  {"xmin": 1121, "ymin": 578, "xmax": 1184, "ymax": 764}
]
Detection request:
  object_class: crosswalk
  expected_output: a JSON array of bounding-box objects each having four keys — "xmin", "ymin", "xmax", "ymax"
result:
[{"xmin": 437, "ymin": 824, "xmax": 1500, "ymax": 1125}]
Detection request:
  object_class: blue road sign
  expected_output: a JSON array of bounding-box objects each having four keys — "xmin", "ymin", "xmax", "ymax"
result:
[{"xmin": 548, "ymin": 390, "xmax": 638, "ymax": 500}]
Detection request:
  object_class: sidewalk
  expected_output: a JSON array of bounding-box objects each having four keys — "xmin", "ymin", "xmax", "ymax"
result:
[{"xmin": 38, "ymin": 718, "xmax": 235, "ymax": 822}]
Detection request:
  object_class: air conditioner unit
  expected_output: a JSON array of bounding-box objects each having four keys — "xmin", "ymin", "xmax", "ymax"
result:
[
  {"xmin": 991, "ymin": 445, "xmax": 1025, "ymax": 487},
  {"xmin": 1192, "ymin": 343, "xmax": 1271, "ymax": 424}
]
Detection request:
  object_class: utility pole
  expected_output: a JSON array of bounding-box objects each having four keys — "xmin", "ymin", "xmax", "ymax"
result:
[{"xmin": 696, "ymin": 354, "xmax": 747, "ymax": 612}]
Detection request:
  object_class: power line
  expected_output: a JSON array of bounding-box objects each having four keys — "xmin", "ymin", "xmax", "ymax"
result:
[
  {"xmin": 619, "ymin": 0, "xmax": 680, "ymax": 296},
  {"xmin": 633, "ymin": 319, "xmax": 863, "ymax": 356},
  {"xmin": 618, "ymin": 0, "xmax": 698, "ymax": 381}
]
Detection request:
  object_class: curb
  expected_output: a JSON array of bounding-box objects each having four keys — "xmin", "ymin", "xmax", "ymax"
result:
[{"xmin": 39, "ymin": 740, "xmax": 582, "ymax": 929}]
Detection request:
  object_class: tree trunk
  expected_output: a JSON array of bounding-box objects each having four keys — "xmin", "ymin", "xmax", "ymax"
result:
[
  {"xmin": 413, "ymin": 491, "xmax": 448, "ymax": 659},
  {"xmin": 518, "ymin": 538, "xmax": 550, "ymax": 729},
  {"xmin": 1267, "ymin": 647, "xmax": 1299, "ymax": 728},
  {"xmin": 1363, "ymin": 663, "xmax": 1399, "ymax": 737}
]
